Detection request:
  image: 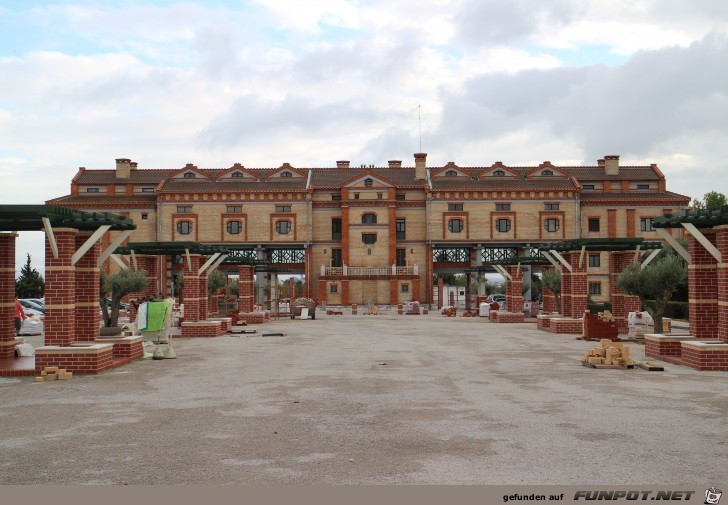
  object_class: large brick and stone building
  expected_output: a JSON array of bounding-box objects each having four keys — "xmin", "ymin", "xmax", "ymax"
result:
[{"xmin": 47, "ymin": 154, "xmax": 690, "ymax": 307}]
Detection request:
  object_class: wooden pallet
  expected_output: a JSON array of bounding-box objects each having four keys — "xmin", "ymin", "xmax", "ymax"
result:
[
  {"xmin": 581, "ymin": 360, "xmax": 635, "ymax": 369},
  {"xmin": 228, "ymin": 329, "xmax": 257, "ymax": 335},
  {"xmin": 635, "ymin": 360, "xmax": 664, "ymax": 371}
]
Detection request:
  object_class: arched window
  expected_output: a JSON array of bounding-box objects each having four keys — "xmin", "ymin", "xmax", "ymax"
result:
[
  {"xmin": 493, "ymin": 170, "xmax": 505, "ymax": 177},
  {"xmin": 362, "ymin": 213, "xmax": 377, "ymax": 224},
  {"xmin": 495, "ymin": 219, "xmax": 511, "ymax": 233},
  {"xmin": 276, "ymin": 221, "xmax": 291, "ymax": 234},
  {"xmin": 446, "ymin": 170, "xmax": 457, "ymax": 177},
  {"xmin": 448, "ymin": 219, "xmax": 464, "ymax": 233},
  {"xmin": 231, "ymin": 172, "xmax": 244, "ymax": 178},
  {"xmin": 544, "ymin": 218, "xmax": 560, "ymax": 232},
  {"xmin": 183, "ymin": 172, "xmax": 195, "ymax": 179},
  {"xmin": 542, "ymin": 170, "xmax": 553, "ymax": 176},
  {"xmin": 177, "ymin": 221, "xmax": 192, "ymax": 235},
  {"xmin": 280, "ymin": 171, "xmax": 292, "ymax": 178},
  {"xmin": 226, "ymin": 221, "xmax": 242, "ymax": 234}
]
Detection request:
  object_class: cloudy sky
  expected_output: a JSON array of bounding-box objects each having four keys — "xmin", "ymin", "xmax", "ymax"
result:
[{"xmin": 2, "ymin": 0, "xmax": 727, "ymax": 277}]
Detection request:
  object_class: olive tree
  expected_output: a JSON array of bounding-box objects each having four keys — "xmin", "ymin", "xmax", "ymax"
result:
[
  {"xmin": 615, "ymin": 252, "xmax": 687, "ymax": 333},
  {"xmin": 100, "ymin": 270, "xmax": 148, "ymax": 327}
]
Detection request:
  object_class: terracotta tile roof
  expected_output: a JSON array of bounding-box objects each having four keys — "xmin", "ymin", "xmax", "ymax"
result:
[
  {"xmin": 431, "ymin": 178, "xmax": 577, "ymax": 191},
  {"xmin": 159, "ymin": 180, "xmax": 307, "ymax": 191},
  {"xmin": 76, "ymin": 170, "xmax": 172, "ymax": 184},
  {"xmin": 46, "ymin": 194, "xmax": 157, "ymax": 207},
  {"xmin": 580, "ymin": 191, "xmax": 690, "ymax": 203},
  {"xmin": 562, "ymin": 166, "xmax": 660, "ymax": 181},
  {"xmin": 310, "ymin": 167, "xmax": 426, "ymax": 188}
]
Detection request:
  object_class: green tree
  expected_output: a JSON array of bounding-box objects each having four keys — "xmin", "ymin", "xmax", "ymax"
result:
[
  {"xmin": 100, "ymin": 270, "xmax": 148, "ymax": 327},
  {"xmin": 691, "ymin": 191, "xmax": 727, "ymax": 211},
  {"xmin": 615, "ymin": 251, "xmax": 687, "ymax": 333},
  {"xmin": 15, "ymin": 254, "xmax": 44, "ymax": 298},
  {"xmin": 207, "ymin": 270, "xmax": 227, "ymax": 297},
  {"xmin": 542, "ymin": 270, "xmax": 561, "ymax": 313}
]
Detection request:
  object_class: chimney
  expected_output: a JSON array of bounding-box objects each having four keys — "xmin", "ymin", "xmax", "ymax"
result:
[
  {"xmin": 115, "ymin": 158, "xmax": 131, "ymax": 179},
  {"xmin": 597, "ymin": 158, "xmax": 605, "ymax": 168},
  {"xmin": 130, "ymin": 161, "xmax": 138, "ymax": 170},
  {"xmin": 336, "ymin": 160, "xmax": 350, "ymax": 169},
  {"xmin": 388, "ymin": 160, "xmax": 402, "ymax": 169},
  {"xmin": 604, "ymin": 155, "xmax": 619, "ymax": 175},
  {"xmin": 414, "ymin": 153, "xmax": 427, "ymax": 180}
]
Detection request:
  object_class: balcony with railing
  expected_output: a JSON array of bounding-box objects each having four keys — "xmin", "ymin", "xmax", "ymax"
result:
[{"xmin": 321, "ymin": 264, "xmax": 418, "ymax": 276}]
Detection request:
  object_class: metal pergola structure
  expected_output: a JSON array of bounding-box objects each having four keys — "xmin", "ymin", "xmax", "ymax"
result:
[
  {"xmin": 652, "ymin": 205, "xmax": 728, "ymax": 265},
  {"xmin": 0, "ymin": 204, "xmax": 136, "ymax": 232}
]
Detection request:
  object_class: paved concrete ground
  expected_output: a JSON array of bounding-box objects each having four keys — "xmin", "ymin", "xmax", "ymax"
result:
[{"xmin": 1, "ymin": 312, "xmax": 726, "ymax": 485}]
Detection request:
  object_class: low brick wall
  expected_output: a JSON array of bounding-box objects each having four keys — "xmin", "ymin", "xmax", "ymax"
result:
[
  {"xmin": 536, "ymin": 314, "xmax": 558, "ymax": 331},
  {"xmin": 681, "ymin": 341, "xmax": 728, "ymax": 371},
  {"xmin": 94, "ymin": 336, "xmax": 144, "ymax": 360},
  {"xmin": 549, "ymin": 318, "xmax": 584, "ymax": 335},
  {"xmin": 181, "ymin": 320, "xmax": 224, "ymax": 338},
  {"xmin": 644, "ymin": 334, "xmax": 696, "ymax": 359},
  {"xmin": 35, "ymin": 344, "xmax": 115, "ymax": 374},
  {"xmin": 237, "ymin": 313, "xmax": 268, "ymax": 325},
  {"xmin": 208, "ymin": 317, "xmax": 233, "ymax": 333},
  {"xmin": 495, "ymin": 312, "xmax": 525, "ymax": 323}
]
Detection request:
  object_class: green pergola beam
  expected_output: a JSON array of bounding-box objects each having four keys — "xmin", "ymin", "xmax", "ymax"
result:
[{"xmin": 0, "ymin": 204, "xmax": 136, "ymax": 232}]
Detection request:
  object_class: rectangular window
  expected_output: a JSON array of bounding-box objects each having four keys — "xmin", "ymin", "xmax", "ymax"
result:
[
  {"xmin": 448, "ymin": 203, "xmax": 463, "ymax": 211},
  {"xmin": 637, "ymin": 184, "xmax": 650, "ymax": 190},
  {"xmin": 332, "ymin": 218, "xmax": 342, "ymax": 240},
  {"xmin": 588, "ymin": 218, "xmax": 600, "ymax": 232},
  {"xmin": 115, "ymin": 185, "xmax": 126, "ymax": 194},
  {"xmin": 330, "ymin": 284, "xmax": 338, "ymax": 293},
  {"xmin": 275, "ymin": 205, "xmax": 291, "ymax": 213},
  {"xmin": 641, "ymin": 217, "xmax": 655, "ymax": 232},
  {"xmin": 176, "ymin": 205, "xmax": 192, "ymax": 213},
  {"xmin": 396, "ymin": 194, "xmax": 405, "ymax": 201},
  {"xmin": 401, "ymin": 284, "xmax": 409, "ymax": 293},
  {"xmin": 396, "ymin": 248, "xmax": 406, "ymax": 267},
  {"xmin": 332, "ymin": 195, "xmax": 341, "ymax": 201},
  {"xmin": 86, "ymin": 187, "xmax": 99, "ymax": 193},
  {"xmin": 588, "ymin": 282, "xmax": 602, "ymax": 295},
  {"xmin": 141, "ymin": 213, "xmax": 148, "ymax": 220},
  {"xmin": 495, "ymin": 203, "xmax": 511, "ymax": 211},
  {"xmin": 141, "ymin": 187, "xmax": 155, "ymax": 193},
  {"xmin": 354, "ymin": 193, "xmax": 360, "ymax": 200},
  {"xmin": 588, "ymin": 253, "xmax": 601, "ymax": 268},
  {"xmin": 226, "ymin": 206, "xmax": 242, "ymax": 213},
  {"xmin": 331, "ymin": 248, "xmax": 342, "ymax": 267},
  {"xmin": 362, "ymin": 233, "xmax": 377, "ymax": 244},
  {"xmin": 396, "ymin": 219, "xmax": 406, "ymax": 240},
  {"xmin": 377, "ymin": 193, "xmax": 383, "ymax": 200},
  {"xmin": 545, "ymin": 203, "xmax": 559, "ymax": 210},
  {"xmin": 582, "ymin": 184, "xmax": 595, "ymax": 190}
]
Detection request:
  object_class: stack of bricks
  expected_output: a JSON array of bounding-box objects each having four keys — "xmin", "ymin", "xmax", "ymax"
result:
[
  {"xmin": 583, "ymin": 339, "xmax": 633, "ymax": 367},
  {"xmin": 582, "ymin": 311, "xmax": 619, "ymax": 341},
  {"xmin": 0, "ymin": 233, "xmax": 18, "ymax": 360},
  {"xmin": 35, "ymin": 366, "xmax": 73, "ymax": 382}
]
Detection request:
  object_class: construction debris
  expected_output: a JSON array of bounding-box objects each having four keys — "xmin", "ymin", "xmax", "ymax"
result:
[
  {"xmin": 363, "ymin": 306, "xmax": 379, "ymax": 316},
  {"xmin": 35, "ymin": 366, "xmax": 73, "ymax": 382},
  {"xmin": 636, "ymin": 360, "xmax": 665, "ymax": 371},
  {"xmin": 582, "ymin": 339, "xmax": 634, "ymax": 369}
]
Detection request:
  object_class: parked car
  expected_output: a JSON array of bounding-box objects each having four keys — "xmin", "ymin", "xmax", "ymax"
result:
[{"xmin": 19, "ymin": 299, "xmax": 44, "ymax": 315}]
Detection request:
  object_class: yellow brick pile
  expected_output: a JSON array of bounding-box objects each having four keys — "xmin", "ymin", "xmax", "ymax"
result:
[
  {"xmin": 35, "ymin": 366, "xmax": 73, "ymax": 382},
  {"xmin": 583, "ymin": 339, "xmax": 633, "ymax": 367},
  {"xmin": 598, "ymin": 310, "xmax": 615, "ymax": 322}
]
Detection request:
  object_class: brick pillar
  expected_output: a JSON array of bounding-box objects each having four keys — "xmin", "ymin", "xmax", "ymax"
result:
[
  {"xmin": 318, "ymin": 279, "xmax": 327, "ymax": 305},
  {"xmin": 183, "ymin": 254, "xmax": 203, "ymax": 323},
  {"xmin": 560, "ymin": 259, "xmax": 572, "ymax": 318},
  {"xmin": 506, "ymin": 265, "xmax": 523, "ymax": 313},
  {"xmin": 238, "ymin": 265, "xmax": 254, "ymax": 313},
  {"xmin": 717, "ymin": 226, "xmax": 728, "ymax": 343},
  {"xmin": 342, "ymin": 279, "xmax": 350, "ymax": 306},
  {"xmin": 289, "ymin": 277, "xmax": 295, "ymax": 300},
  {"xmin": 45, "ymin": 228, "xmax": 77, "ymax": 347},
  {"xmin": 568, "ymin": 251, "xmax": 588, "ymax": 318},
  {"xmin": 74, "ymin": 233, "xmax": 100, "ymax": 342},
  {"xmin": 0, "ymin": 233, "xmax": 17, "ymax": 359},
  {"xmin": 199, "ymin": 268, "xmax": 209, "ymax": 320},
  {"xmin": 438, "ymin": 277, "xmax": 444, "ymax": 309},
  {"xmin": 688, "ymin": 231, "xmax": 719, "ymax": 339},
  {"xmin": 412, "ymin": 278, "xmax": 421, "ymax": 302},
  {"xmin": 541, "ymin": 267, "xmax": 556, "ymax": 313}
]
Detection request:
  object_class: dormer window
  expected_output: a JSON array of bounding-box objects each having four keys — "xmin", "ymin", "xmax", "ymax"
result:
[
  {"xmin": 493, "ymin": 170, "xmax": 505, "ymax": 177},
  {"xmin": 542, "ymin": 170, "xmax": 553, "ymax": 176},
  {"xmin": 446, "ymin": 170, "xmax": 457, "ymax": 177},
  {"xmin": 364, "ymin": 178, "xmax": 373, "ymax": 187},
  {"xmin": 183, "ymin": 172, "xmax": 195, "ymax": 179},
  {"xmin": 86, "ymin": 187, "xmax": 99, "ymax": 193}
]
